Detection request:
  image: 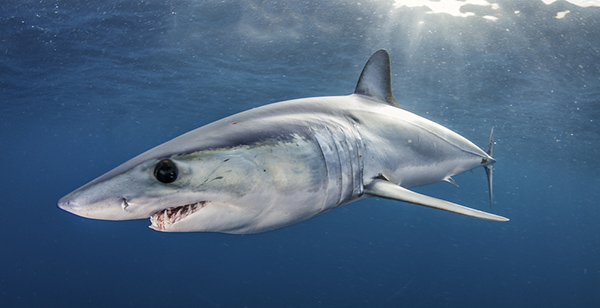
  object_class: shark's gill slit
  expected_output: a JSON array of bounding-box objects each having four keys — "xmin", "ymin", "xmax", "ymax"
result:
[{"xmin": 150, "ymin": 201, "xmax": 207, "ymax": 230}]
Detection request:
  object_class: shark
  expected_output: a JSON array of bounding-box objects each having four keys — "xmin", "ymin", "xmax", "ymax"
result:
[{"xmin": 58, "ymin": 49, "xmax": 508, "ymax": 234}]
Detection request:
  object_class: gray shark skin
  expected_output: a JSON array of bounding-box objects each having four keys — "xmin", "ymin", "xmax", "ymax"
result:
[{"xmin": 58, "ymin": 50, "xmax": 508, "ymax": 234}]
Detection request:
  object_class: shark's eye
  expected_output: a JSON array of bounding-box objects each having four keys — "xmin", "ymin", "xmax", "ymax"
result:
[{"xmin": 154, "ymin": 159, "xmax": 178, "ymax": 183}]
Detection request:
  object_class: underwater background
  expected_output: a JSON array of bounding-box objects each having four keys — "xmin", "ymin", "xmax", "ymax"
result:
[{"xmin": 1, "ymin": 0, "xmax": 599, "ymax": 307}]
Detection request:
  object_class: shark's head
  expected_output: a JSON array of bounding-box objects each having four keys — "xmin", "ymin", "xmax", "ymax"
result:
[
  {"xmin": 57, "ymin": 139, "xmax": 279, "ymax": 234},
  {"xmin": 57, "ymin": 117, "xmax": 329, "ymax": 234}
]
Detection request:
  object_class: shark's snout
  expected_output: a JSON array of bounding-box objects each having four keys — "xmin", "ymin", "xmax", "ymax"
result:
[
  {"xmin": 57, "ymin": 193, "xmax": 100, "ymax": 219},
  {"xmin": 57, "ymin": 190, "xmax": 135, "ymax": 220},
  {"xmin": 57, "ymin": 195, "xmax": 77, "ymax": 213}
]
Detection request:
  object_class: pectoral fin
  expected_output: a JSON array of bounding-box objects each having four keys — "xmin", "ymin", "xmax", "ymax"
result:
[{"xmin": 364, "ymin": 179, "xmax": 509, "ymax": 221}]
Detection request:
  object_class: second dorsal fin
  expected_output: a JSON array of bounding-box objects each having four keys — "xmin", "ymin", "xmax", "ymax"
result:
[{"xmin": 354, "ymin": 49, "xmax": 399, "ymax": 107}]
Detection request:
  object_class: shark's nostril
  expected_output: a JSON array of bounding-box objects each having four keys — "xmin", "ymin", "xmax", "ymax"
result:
[{"xmin": 121, "ymin": 198, "xmax": 129, "ymax": 211}]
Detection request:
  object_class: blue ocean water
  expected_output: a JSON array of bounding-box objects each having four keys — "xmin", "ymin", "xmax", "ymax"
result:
[{"xmin": 1, "ymin": 0, "xmax": 599, "ymax": 307}]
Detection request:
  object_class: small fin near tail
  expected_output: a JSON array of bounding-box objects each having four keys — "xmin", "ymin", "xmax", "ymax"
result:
[
  {"xmin": 364, "ymin": 179, "xmax": 508, "ymax": 221},
  {"xmin": 484, "ymin": 127, "xmax": 494, "ymax": 210},
  {"xmin": 444, "ymin": 176, "xmax": 459, "ymax": 187}
]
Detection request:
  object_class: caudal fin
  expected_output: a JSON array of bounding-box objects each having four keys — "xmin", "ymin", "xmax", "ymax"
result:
[{"xmin": 484, "ymin": 127, "xmax": 494, "ymax": 210}]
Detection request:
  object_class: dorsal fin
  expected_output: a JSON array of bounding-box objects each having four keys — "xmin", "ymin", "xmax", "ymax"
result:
[{"xmin": 354, "ymin": 49, "xmax": 399, "ymax": 107}]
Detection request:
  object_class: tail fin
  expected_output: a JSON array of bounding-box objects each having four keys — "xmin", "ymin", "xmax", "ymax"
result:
[{"xmin": 484, "ymin": 127, "xmax": 494, "ymax": 210}]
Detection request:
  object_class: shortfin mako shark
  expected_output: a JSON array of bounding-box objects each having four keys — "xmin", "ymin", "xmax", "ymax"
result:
[{"xmin": 58, "ymin": 49, "xmax": 508, "ymax": 234}]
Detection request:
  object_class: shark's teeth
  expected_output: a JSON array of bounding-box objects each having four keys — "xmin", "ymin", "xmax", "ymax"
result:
[{"xmin": 150, "ymin": 201, "xmax": 207, "ymax": 231}]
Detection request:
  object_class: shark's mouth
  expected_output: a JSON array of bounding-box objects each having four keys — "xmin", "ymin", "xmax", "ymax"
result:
[{"xmin": 149, "ymin": 201, "xmax": 207, "ymax": 231}]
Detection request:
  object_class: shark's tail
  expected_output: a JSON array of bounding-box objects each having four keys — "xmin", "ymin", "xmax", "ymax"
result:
[
  {"xmin": 363, "ymin": 125, "xmax": 507, "ymax": 222},
  {"xmin": 484, "ymin": 127, "xmax": 494, "ymax": 210}
]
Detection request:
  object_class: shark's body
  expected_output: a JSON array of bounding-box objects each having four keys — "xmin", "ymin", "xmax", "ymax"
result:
[{"xmin": 58, "ymin": 50, "xmax": 507, "ymax": 234}]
